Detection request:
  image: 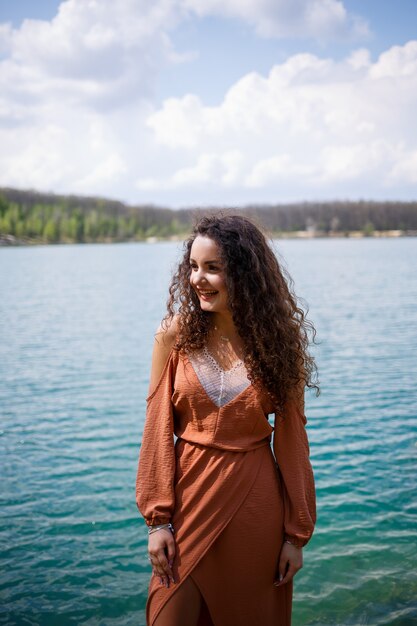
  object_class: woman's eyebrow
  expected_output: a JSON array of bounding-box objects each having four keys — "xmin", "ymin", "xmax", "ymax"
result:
[{"xmin": 190, "ymin": 258, "xmax": 221, "ymax": 264}]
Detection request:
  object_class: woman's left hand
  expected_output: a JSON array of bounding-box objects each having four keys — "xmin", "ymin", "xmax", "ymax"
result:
[{"xmin": 274, "ymin": 542, "xmax": 303, "ymax": 586}]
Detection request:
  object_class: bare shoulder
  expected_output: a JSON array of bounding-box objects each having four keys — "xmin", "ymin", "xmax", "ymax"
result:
[
  {"xmin": 155, "ymin": 314, "xmax": 179, "ymax": 349},
  {"xmin": 147, "ymin": 315, "xmax": 179, "ymax": 397}
]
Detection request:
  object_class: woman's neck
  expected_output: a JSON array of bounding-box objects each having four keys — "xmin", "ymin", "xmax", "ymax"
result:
[
  {"xmin": 210, "ymin": 312, "xmax": 237, "ymax": 340},
  {"xmin": 208, "ymin": 313, "xmax": 244, "ymax": 362}
]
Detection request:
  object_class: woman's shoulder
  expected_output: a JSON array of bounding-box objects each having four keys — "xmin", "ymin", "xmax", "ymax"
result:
[{"xmin": 155, "ymin": 314, "xmax": 180, "ymax": 350}]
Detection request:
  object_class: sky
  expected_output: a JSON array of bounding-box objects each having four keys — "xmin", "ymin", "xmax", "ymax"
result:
[{"xmin": 0, "ymin": 0, "xmax": 416, "ymax": 208}]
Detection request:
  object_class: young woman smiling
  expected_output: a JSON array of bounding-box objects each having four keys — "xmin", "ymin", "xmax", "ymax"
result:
[{"xmin": 136, "ymin": 214, "xmax": 319, "ymax": 626}]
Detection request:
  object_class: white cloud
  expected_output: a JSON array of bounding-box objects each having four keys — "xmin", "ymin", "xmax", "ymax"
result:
[
  {"xmin": 183, "ymin": 0, "xmax": 369, "ymax": 40},
  {"xmin": 1, "ymin": 0, "xmax": 181, "ymax": 112},
  {"xmin": 0, "ymin": 22, "xmax": 12, "ymax": 55},
  {"xmin": 246, "ymin": 155, "xmax": 313, "ymax": 188},
  {"xmin": 147, "ymin": 94, "xmax": 206, "ymax": 148},
  {"xmin": 175, "ymin": 150, "xmax": 242, "ymax": 186},
  {"xmin": 0, "ymin": 1, "xmax": 415, "ymax": 205},
  {"xmin": 139, "ymin": 41, "xmax": 417, "ymax": 200},
  {"xmin": 347, "ymin": 48, "xmax": 371, "ymax": 71},
  {"xmin": 76, "ymin": 154, "xmax": 127, "ymax": 189},
  {"xmin": 1, "ymin": 122, "xmax": 75, "ymax": 190},
  {"xmin": 0, "ymin": 0, "xmax": 183, "ymax": 197},
  {"xmin": 389, "ymin": 149, "xmax": 417, "ymax": 185},
  {"xmin": 136, "ymin": 150, "xmax": 243, "ymax": 190},
  {"xmin": 0, "ymin": 0, "xmax": 368, "ymax": 116},
  {"xmin": 370, "ymin": 41, "xmax": 417, "ymax": 79},
  {"xmin": 318, "ymin": 141, "xmax": 395, "ymax": 182}
]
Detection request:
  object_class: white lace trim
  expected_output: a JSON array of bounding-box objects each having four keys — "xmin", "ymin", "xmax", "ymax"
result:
[{"xmin": 187, "ymin": 346, "xmax": 251, "ymax": 407}]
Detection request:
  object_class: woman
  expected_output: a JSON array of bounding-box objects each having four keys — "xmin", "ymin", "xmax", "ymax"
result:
[{"xmin": 136, "ymin": 214, "xmax": 318, "ymax": 626}]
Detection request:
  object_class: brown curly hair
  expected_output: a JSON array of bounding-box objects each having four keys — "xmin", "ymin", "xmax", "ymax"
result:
[{"xmin": 163, "ymin": 213, "xmax": 319, "ymax": 412}]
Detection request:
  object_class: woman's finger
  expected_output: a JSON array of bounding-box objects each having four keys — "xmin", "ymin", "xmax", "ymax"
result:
[
  {"xmin": 278, "ymin": 553, "xmax": 289, "ymax": 581},
  {"xmin": 166, "ymin": 534, "xmax": 176, "ymax": 569},
  {"xmin": 282, "ymin": 562, "xmax": 297, "ymax": 585},
  {"xmin": 274, "ymin": 561, "xmax": 302, "ymax": 586},
  {"xmin": 152, "ymin": 564, "xmax": 169, "ymax": 587},
  {"xmin": 157, "ymin": 547, "xmax": 175, "ymax": 584},
  {"xmin": 150, "ymin": 549, "xmax": 172, "ymax": 586},
  {"xmin": 151, "ymin": 555, "xmax": 167, "ymax": 576}
]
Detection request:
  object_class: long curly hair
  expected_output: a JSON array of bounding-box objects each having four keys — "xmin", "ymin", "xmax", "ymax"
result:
[{"xmin": 163, "ymin": 213, "xmax": 319, "ymax": 412}]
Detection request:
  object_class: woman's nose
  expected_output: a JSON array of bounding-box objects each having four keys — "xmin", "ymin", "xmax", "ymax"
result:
[{"xmin": 192, "ymin": 268, "xmax": 208, "ymax": 284}]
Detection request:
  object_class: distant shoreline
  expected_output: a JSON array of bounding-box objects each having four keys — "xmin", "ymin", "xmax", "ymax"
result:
[
  {"xmin": 2, "ymin": 188, "xmax": 417, "ymax": 245},
  {"xmin": 1, "ymin": 229, "xmax": 416, "ymax": 247}
]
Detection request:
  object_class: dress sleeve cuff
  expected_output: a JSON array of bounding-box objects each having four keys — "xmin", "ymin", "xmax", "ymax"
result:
[
  {"xmin": 284, "ymin": 533, "xmax": 307, "ymax": 548},
  {"xmin": 145, "ymin": 516, "xmax": 171, "ymax": 527}
]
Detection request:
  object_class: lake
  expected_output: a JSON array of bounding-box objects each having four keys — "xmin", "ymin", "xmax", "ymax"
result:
[{"xmin": 1, "ymin": 237, "xmax": 416, "ymax": 625}]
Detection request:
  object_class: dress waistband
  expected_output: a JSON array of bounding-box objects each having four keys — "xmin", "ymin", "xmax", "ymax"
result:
[{"xmin": 175, "ymin": 436, "xmax": 271, "ymax": 453}]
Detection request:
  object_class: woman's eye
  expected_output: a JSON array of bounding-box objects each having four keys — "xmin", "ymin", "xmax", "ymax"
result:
[{"xmin": 189, "ymin": 264, "xmax": 220, "ymax": 272}]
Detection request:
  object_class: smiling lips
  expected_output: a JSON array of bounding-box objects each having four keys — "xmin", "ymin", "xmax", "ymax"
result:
[{"xmin": 197, "ymin": 289, "xmax": 218, "ymax": 300}]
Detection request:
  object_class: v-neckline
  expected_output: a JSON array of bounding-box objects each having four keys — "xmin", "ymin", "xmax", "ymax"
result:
[
  {"xmin": 202, "ymin": 345, "xmax": 244, "ymax": 374},
  {"xmin": 183, "ymin": 352, "xmax": 254, "ymax": 410}
]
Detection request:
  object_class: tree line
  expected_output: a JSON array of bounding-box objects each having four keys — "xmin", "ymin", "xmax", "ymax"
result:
[{"xmin": 1, "ymin": 187, "xmax": 417, "ymax": 244}]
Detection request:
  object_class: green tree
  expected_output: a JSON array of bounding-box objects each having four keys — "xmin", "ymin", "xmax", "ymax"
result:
[
  {"xmin": 0, "ymin": 195, "xmax": 8, "ymax": 218},
  {"xmin": 15, "ymin": 220, "xmax": 26, "ymax": 239},
  {"xmin": 26, "ymin": 215, "xmax": 43, "ymax": 237},
  {"xmin": 145, "ymin": 224, "xmax": 159, "ymax": 238},
  {"xmin": 65, "ymin": 209, "xmax": 85, "ymax": 242},
  {"xmin": 0, "ymin": 213, "xmax": 12, "ymax": 235},
  {"xmin": 362, "ymin": 221, "xmax": 374, "ymax": 236},
  {"xmin": 85, "ymin": 210, "xmax": 99, "ymax": 241},
  {"xmin": 66, "ymin": 216, "xmax": 78, "ymax": 241},
  {"xmin": 43, "ymin": 219, "xmax": 58, "ymax": 242}
]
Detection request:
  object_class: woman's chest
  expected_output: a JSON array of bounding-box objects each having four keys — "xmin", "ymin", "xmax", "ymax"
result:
[{"xmin": 171, "ymin": 352, "xmax": 274, "ymax": 442}]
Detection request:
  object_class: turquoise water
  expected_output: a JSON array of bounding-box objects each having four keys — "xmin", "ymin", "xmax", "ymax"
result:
[{"xmin": 1, "ymin": 238, "xmax": 416, "ymax": 626}]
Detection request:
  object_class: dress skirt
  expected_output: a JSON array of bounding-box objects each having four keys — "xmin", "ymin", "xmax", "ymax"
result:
[{"xmin": 146, "ymin": 438, "xmax": 292, "ymax": 626}]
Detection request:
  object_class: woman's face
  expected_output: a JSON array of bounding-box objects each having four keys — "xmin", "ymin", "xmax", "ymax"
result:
[{"xmin": 189, "ymin": 235, "xmax": 229, "ymax": 314}]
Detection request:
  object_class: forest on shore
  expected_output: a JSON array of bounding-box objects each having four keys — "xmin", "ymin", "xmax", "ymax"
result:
[{"xmin": 1, "ymin": 187, "xmax": 417, "ymax": 245}]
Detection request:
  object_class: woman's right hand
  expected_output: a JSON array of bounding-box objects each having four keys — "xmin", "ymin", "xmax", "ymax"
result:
[{"xmin": 148, "ymin": 529, "xmax": 176, "ymax": 587}]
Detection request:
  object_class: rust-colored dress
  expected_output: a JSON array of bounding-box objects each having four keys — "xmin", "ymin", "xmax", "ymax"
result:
[{"xmin": 136, "ymin": 347, "xmax": 316, "ymax": 625}]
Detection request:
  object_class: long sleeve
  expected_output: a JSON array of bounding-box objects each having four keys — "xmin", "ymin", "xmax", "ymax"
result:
[
  {"xmin": 135, "ymin": 349, "xmax": 177, "ymax": 526},
  {"xmin": 273, "ymin": 393, "xmax": 316, "ymax": 548}
]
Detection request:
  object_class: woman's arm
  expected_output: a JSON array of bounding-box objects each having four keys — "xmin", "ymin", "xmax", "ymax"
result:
[
  {"xmin": 273, "ymin": 385, "xmax": 317, "ymax": 549},
  {"xmin": 136, "ymin": 317, "xmax": 179, "ymax": 587},
  {"xmin": 272, "ymin": 384, "xmax": 316, "ymax": 586},
  {"xmin": 136, "ymin": 316, "xmax": 178, "ymax": 525}
]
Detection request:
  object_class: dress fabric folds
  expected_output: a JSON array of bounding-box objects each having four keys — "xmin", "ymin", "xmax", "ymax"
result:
[{"xmin": 136, "ymin": 347, "xmax": 316, "ymax": 626}]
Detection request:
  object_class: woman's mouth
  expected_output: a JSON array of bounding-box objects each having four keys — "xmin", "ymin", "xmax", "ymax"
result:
[{"xmin": 197, "ymin": 289, "xmax": 218, "ymax": 301}]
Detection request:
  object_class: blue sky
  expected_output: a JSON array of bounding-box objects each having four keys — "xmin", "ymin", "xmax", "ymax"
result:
[{"xmin": 0, "ymin": 0, "xmax": 416, "ymax": 206}]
